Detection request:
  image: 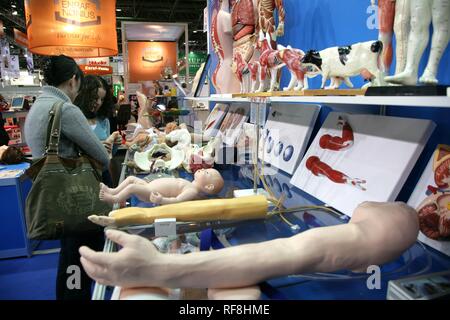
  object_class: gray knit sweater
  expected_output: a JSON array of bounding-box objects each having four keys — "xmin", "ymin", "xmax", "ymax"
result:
[{"xmin": 24, "ymin": 86, "xmax": 110, "ymax": 167}]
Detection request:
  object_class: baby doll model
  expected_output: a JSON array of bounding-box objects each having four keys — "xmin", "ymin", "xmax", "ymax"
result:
[{"xmin": 99, "ymin": 168, "xmax": 224, "ymax": 205}]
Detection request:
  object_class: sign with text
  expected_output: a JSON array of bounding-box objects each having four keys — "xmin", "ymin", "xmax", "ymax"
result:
[{"xmin": 128, "ymin": 42, "xmax": 177, "ymax": 82}]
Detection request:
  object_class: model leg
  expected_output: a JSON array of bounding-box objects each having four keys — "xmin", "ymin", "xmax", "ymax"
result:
[
  {"xmin": 393, "ymin": 0, "xmax": 411, "ymax": 74},
  {"xmin": 385, "ymin": 0, "xmax": 432, "ymax": 85},
  {"xmin": 101, "ymin": 176, "xmax": 146, "ymax": 196},
  {"xmin": 284, "ymin": 72, "xmax": 297, "ymax": 91},
  {"xmin": 101, "ymin": 184, "xmax": 153, "ymax": 204},
  {"xmin": 378, "ymin": 0, "xmax": 396, "ymax": 74},
  {"xmin": 419, "ymin": 0, "xmax": 450, "ymax": 84},
  {"xmin": 268, "ymin": 68, "xmax": 278, "ymax": 92},
  {"xmin": 343, "ymin": 77, "xmax": 354, "ymax": 88}
]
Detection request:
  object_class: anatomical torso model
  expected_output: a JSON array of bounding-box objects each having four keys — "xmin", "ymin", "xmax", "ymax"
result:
[
  {"xmin": 211, "ymin": 0, "xmax": 241, "ymax": 94},
  {"xmin": 385, "ymin": 0, "xmax": 450, "ymax": 85}
]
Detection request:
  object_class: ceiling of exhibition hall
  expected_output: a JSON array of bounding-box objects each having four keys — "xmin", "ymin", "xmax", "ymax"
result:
[{"xmin": 0, "ymin": 0, "xmax": 208, "ymax": 55}]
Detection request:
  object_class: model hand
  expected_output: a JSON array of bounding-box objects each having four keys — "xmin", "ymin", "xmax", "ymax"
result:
[
  {"xmin": 150, "ymin": 192, "xmax": 163, "ymax": 204},
  {"xmin": 276, "ymin": 23, "xmax": 285, "ymax": 37},
  {"xmin": 79, "ymin": 230, "xmax": 163, "ymax": 288}
]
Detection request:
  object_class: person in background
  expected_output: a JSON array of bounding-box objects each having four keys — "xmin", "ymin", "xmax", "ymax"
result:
[
  {"xmin": 0, "ymin": 145, "xmax": 24, "ymax": 164},
  {"xmin": 24, "ymin": 55, "xmax": 109, "ymax": 301},
  {"xmin": 74, "ymin": 75, "xmax": 120, "ymax": 186},
  {"xmin": 0, "ymin": 112, "xmax": 10, "ymax": 146}
]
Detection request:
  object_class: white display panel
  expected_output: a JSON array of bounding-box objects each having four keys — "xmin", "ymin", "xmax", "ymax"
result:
[
  {"xmin": 260, "ymin": 104, "xmax": 320, "ymax": 175},
  {"xmin": 203, "ymin": 103, "xmax": 229, "ymax": 138},
  {"xmin": 291, "ymin": 112, "xmax": 435, "ymax": 217},
  {"xmin": 408, "ymin": 145, "xmax": 450, "ymax": 256}
]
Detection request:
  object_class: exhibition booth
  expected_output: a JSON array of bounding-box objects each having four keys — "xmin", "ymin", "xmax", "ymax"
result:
[{"xmin": 0, "ymin": 0, "xmax": 449, "ymax": 302}]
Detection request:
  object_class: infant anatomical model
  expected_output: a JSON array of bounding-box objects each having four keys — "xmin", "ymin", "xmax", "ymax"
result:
[{"xmin": 98, "ymin": 168, "xmax": 224, "ymax": 206}]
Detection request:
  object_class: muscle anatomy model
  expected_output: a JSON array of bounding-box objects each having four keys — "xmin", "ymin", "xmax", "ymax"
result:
[
  {"xmin": 97, "ymin": 168, "xmax": 224, "ymax": 206},
  {"xmin": 319, "ymin": 117, "xmax": 354, "ymax": 151},
  {"xmin": 256, "ymin": 31, "xmax": 285, "ymax": 92},
  {"xmin": 257, "ymin": 0, "xmax": 286, "ymax": 45},
  {"xmin": 306, "ymin": 156, "xmax": 367, "ymax": 191},
  {"xmin": 80, "ymin": 201, "xmax": 419, "ymax": 290},
  {"xmin": 307, "ymin": 117, "xmax": 366, "ymax": 191},
  {"xmin": 385, "ymin": 0, "xmax": 450, "ymax": 85},
  {"xmin": 211, "ymin": 0, "xmax": 240, "ymax": 94}
]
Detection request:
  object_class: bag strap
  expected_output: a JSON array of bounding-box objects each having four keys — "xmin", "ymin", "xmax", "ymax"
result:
[{"xmin": 45, "ymin": 101, "xmax": 64, "ymax": 155}]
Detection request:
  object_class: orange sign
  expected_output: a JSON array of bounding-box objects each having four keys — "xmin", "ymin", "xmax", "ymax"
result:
[
  {"xmin": 79, "ymin": 65, "xmax": 113, "ymax": 75},
  {"xmin": 14, "ymin": 29, "xmax": 29, "ymax": 48},
  {"xmin": 25, "ymin": 0, "xmax": 118, "ymax": 58},
  {"xmin": 128, "ymin": 42, "xmax": 177, "ymax": 82}
]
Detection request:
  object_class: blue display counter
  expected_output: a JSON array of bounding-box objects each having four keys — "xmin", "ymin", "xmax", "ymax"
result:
[{"xmin": 0, "ymin": 163, "xmax": 32, "ymax": 259}]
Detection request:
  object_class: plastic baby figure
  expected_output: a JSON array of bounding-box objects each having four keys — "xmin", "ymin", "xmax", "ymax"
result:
[{"xmin": 99, "ymin": 168, "xmax": 224, "ymax": 205}]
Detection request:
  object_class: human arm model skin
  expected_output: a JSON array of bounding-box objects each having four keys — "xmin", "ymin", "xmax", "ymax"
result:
[
  {"xmin": 306, "ymin": 156, "xmax": 367, "ymax": 191},
  {"xmin": 80, "ymin": 201, "xmax": 419, "ymax": 289},
  {"xmin": 385, "ymin": 0, "xmax": 450, "ymax": 85},
  {"xmin": 97, "ymin": 168, "xmax": 224, "ymax": 206}
]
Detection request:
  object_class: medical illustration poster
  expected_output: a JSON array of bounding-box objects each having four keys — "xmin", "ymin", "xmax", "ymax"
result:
[
  {"xmin": 260, "ymin": 104, "xmax": 320, "ymax": 175},
  {"xmin": 219, "ymin": 104, "xmax": 250, "ymax": 146},
  {"xmin": 291, "ymin": 112, "xmax": 435, "ymax": 217},
  {"xmin": 203, "ymin": 103, "xmax": 229, "ymax": 139},
  {"xmin": 408, "ymin": 145, "xmax": 450, "ymax": 256}
]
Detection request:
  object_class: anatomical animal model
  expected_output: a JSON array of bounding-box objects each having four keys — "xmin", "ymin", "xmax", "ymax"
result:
[
  {"xmin": 97, "ymin": 168, "xmax": 224, "ymax": 206},
  {"xmin": 276, "ymin": 45, "xmax": 308, "ymax": 91},
  {"xmin": 256, "ymin": 31, "xmax": 285, "ymax": 92},
  {"xmin": 301, "ymin": 41, "xmax": 384, "ymax": 89},
  {"xmin": 211, "ymin": 0, "xmax": 241, "ymax": 94},
  {"xmin": 233, "ymin": 52, "xmax": 250, "ymax": 93},
  {"xmin": 385, "ymin": 0, "xmax": 450, "ymax": 85}
]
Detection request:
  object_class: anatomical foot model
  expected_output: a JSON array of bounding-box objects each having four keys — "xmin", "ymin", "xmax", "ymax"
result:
[
  {"xmin": 385, "ymin": 0, "xmax": 450, "ymax": 85},
  {"xmin": 306, "ymin": 156, "xmax": 367, "ymax": 191},
  {"xmin": 319, "ymin": 117, "xmax": 354, "ymax": 151}
]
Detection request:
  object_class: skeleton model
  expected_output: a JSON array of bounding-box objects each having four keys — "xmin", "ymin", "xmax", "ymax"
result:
[
  {"xmin": 211, "ymin": 0, "xmax": 240, "ymax": 94},
  {"xmin": 385, "ymin": 0, "xmax": 450, "ymax": 85}
]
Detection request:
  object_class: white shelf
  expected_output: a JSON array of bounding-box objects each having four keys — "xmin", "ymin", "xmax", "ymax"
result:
[{"xmin": 186, "ymin": 95, "xmax": 450, "ymax": 108}]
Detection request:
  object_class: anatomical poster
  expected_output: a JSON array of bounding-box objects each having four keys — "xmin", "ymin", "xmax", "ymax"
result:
[
  {"xmin": 219, "ymin": 103, "xmax": 250, "ymax": 146},
  {"xmin": 408, "ymin": 145, "xmax": 450, "ymax": 256},
  {"xmin": 260, "ymin": 104, "xmax": 320, "ymax": 175},
  {"xmin": 291, "ymin": 112, "xmax": 435, "ymax": 217},
  {"xmin": 203, "ymin": 103, "xmax": 229, "ymax": 139}
]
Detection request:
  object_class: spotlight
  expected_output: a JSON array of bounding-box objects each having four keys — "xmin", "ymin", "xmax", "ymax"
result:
[{"xmin": 12, "ymin": 11, "xmax": 18, "ymax": 15}]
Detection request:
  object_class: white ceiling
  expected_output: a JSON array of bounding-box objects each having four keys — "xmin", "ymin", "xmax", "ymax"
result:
[{"xmin": 124, "ymin": 23, "xmax": 186, "ymax": 42}]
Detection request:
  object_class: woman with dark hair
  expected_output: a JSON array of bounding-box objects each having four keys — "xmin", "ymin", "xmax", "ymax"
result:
[
  {"xmin": 74, "ymin": 75, "xmax": 115, "ymax": 143},
  {"xmin": 24, "ymin": 55, "xmax": 109, "ymax": 301}
]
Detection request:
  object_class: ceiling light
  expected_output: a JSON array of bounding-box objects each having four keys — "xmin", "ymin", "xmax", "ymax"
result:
[
  {"xmin": 12, "ymin": 11, "xmax": 18, "ymax": 15},
  {"xmin": 116, "ymin": 8, "xmax": 122, "ymax": 12},
  {"xmin": 12, "ymin": 4, "xmax": 16, "ymax": 8},
  {"xmin": 193, "ymin": 31, "xmax": 198, "ymax": 33}
]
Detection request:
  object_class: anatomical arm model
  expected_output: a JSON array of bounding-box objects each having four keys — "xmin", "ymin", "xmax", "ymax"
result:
[
  {"xmin": 306, "ymin": 156, "xmax": 367, "ymax": 191},
  {"xmin": 80, "ymin": 201, "xmax": 419, "ymax": 290},
  {"xmin": 96, "ymin": 168, "xmax": 224, "ymax": 207},
  {"xmin": 385, "ymin": 0, "xmax": 450, "ymax": 85},
  {"xmin": 319, "ymin": 116, "xmax": 354, "ymax": 151}
]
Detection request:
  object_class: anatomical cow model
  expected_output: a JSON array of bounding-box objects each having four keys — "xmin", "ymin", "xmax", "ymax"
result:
[
  {"xmin": 385, "ymin": 0, "xmax": 450, "ymax": 85},
  {"xmin": 301, "ymin": 41, "xmax": 384, "ymax": 89}
]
